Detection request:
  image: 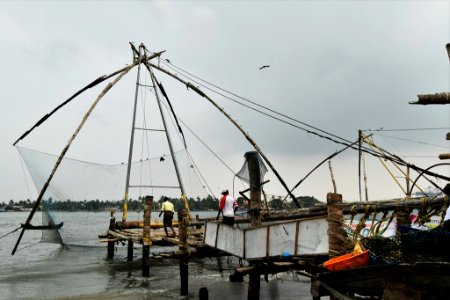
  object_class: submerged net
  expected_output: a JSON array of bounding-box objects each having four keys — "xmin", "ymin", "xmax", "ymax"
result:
[{"xmin": 18, "ymin": 146, "xmax": 209, "ymax": 245}]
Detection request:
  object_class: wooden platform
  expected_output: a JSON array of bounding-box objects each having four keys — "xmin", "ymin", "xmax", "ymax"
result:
[
  {"xmin": 103, "ymin": 227, "xmax": 205, "ymax": 248},
  {"xmin": 204, "ymin": 216, "xmax": 329, "ymax": 260}
]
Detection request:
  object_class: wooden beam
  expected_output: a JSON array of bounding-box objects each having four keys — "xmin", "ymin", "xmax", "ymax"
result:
[
  {"xmin": 409, "ymin": 92, "xmax": 450, "ymax": 105},
  {"xmin": 439, "ymin": 153, "xmax": 450, "ymax": 160}
]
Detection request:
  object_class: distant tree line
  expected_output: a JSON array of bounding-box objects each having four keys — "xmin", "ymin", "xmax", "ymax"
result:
[{"xmin": 1, "ymin": 195, "xmax": 321, "ymax": 212}]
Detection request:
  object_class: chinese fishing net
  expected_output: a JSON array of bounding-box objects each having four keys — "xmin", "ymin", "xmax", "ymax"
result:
[
  {"xmin": 17, "ymin": 146, "xmax": 209, "ymax": 246},
  {"xmin": 235, "ymin": 152, "xmax": 268, "ymax": 185}
]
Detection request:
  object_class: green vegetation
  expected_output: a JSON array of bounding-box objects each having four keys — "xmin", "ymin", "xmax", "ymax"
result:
[{"xmin": 1, "ymin": 195, "xmax": 321, "ymax": 212}]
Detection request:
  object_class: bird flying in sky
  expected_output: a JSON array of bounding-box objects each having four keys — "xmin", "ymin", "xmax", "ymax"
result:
[{"xmin": 259, "ymin": 65, "xmax": 270, "ymax": 70}]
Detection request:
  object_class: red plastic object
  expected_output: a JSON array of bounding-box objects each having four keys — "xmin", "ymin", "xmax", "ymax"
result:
[{"xmin": 323, "ymin": 250, "xmax": 370, "ymax": 272}]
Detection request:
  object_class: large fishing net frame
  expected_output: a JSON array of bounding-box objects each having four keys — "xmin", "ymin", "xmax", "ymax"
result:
[{"xmin": 12, "ymin": 46, "xmax": 215, "ymax": 250}]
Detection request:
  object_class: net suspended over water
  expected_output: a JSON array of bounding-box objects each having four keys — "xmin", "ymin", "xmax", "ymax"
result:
[{"xmin": 18, "ymin": 146, "xmax": 209, "ymax": 245}]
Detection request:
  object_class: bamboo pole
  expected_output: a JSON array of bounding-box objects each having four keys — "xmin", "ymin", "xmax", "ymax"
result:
[
  {"xmin": 12, "ymin": 62, "xmax": 137, "ymax": 256},
  {"xmin": 328, "ymin": 161, "xmax": 337, "ymax": 194},
  {"xmin": 258, "ymin": 196, "xmax": 449, "ymax": 223},
  {"xmin": 123, "ymin": 44, "xmax": 144, "ymax": 222},
  {"xmin": 358, "ymin": 130, "xmax": 362, "ymax": 202},
  {"xmin": 148, "ymin": 68, "xmax": 189, "ymax": 215}
]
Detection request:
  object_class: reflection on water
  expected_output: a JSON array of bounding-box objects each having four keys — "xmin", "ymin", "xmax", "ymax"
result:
[{"xmin": 0, "ymin": 212, "xmax": 315, "ymax": 299}]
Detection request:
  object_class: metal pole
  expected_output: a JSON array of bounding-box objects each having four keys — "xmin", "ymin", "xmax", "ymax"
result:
[{"xmin": 123, "ymin": 44, "xmax": 144, "ymax": 222}]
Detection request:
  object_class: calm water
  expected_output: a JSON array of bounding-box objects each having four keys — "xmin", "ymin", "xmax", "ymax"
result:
[{"xmin": 0, "ymin": 211, "xmax": 314, "ymax": 299}]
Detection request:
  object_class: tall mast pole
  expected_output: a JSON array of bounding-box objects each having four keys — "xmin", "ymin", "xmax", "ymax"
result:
[
  {"xmin": 148, "ymin": 66, "xmax": 188, "ymax": 210},
  {"xmin": 358, "ymin": 129, "xmax": 362, "ymax": 202},
  {"xmin": 122, "ymin": 44, "xmax": 144, "ymax": 222}
]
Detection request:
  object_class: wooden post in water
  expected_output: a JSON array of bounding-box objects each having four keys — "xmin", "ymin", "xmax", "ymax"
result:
[
  {"xmin": 142, "ymin": 195, "xmax": 153, "ymax": 277},
  {"xmin": 127, "ymin": 240, "xmax": 133, "ymax": 261},
  {"xmin": 246, "ymin": 151, "xmax": 262, "ymax": 300},
  {"xmin": 179, "ymin": 208, "xmax": 189, "ymax": 296},
  {"xmin": 107, "ymin": 210, "xmax": 116, "ymax": 258},
  {"xmin": 327, "ymin": 193, "xmax": 346, "ymax": 258}
]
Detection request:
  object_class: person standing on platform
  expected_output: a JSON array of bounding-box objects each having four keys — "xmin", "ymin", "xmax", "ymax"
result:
[
  {"xmin": 159, "ymin": 197, "xmax": 176, "ymax": 237},
  {"xmin": 216, "ymin": 189, "xmax": 238, "ymax": 226}
]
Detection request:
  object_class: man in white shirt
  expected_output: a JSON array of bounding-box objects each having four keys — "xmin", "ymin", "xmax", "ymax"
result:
[{"xmin": 217, "ymin": 189, "xmax": 238, "ymax": 226}]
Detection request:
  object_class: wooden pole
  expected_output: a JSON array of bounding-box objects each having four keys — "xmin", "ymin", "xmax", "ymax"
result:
[
  {"xmin": 123, "ymin": 44, "xmax": 144, "ymax": 222},
  {"xmin": 178, "ymin": 208, "xmax": 189, "ymax": 296},
  {"xmin": 363, "ymin": 155, "xmax": 369, "ymax": 201},
  {"xmin": 396, "ymin": 208, "xmax": 411, "ymax": 235},
  {"xmin": 142, "ymin": 195, "xmax": 153, "ymax": 277},
  {"xmin": 199, "ymin": 287, "xmax": 209, "ymax": 300},
  {"xmin": 358, "ymin": 130, "xmax": 363, "ymax": 202},
  {"xmin": 127, "ymin": 240, "xmax": 133, "ymax": 261},
  {"xmin": 406, "ymin": 165, "xmax": 411, "ymax": 197},
  {"xmin": 247, "ymin": 151, "xmax": 262, "ymax": 227},
  {"xmin": 107, "ymin": 210, "xmax": 116, "ymax": 259},
  {"xmin": 328, "ymin": 161, "xmax": 337, "ymax": 194},
  {"xmin": 327, "ymin": 193, "xmax": 346, "ymax": 258},
  {"xmin": 248, "ymin": 267, "xmax": 261, "ymax": 300},
  {"xmin": 246, "ymin": 151, "xmax": 262, "ymax": 300}
]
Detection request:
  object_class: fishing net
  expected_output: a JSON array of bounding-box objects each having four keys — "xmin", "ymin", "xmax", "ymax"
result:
[
  {"xmin": 235, "ymin": 152, "xmax": 268, "ymax": 185},
  {"xmin": 17, "ymin": 146, "xmax": 209, "ymax": 245},
  {"xmin": 360, "ymin": 225, "xmax": 450, "ymax": 263},
  {"xmin": 340, "ymin": 206, "xmax": 450, "ymax": 263}
]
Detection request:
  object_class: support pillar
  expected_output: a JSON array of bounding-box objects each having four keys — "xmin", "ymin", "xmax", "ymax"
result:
[
  {"xmin": 248, "ymin": 265, "xmax": 261, "ymax": 300},
  {"xmin": 327, "ymin": 193, "xmax": 346, "ymax": 258},
  {"xmin": 142, "ymin": 195, "xmax": 153, "ymax": 277},
  {"xmin": 179, "ymin": 208, "xmax": 189, "ymax": 296},
  {"xmin": 246, "ymin": 151, "xmax": 262, "ymax": 228},
  {"xmin": 246, "ymin": 151, "xmax": 262, "ymax": 300},
  {"xmin": 107, "ymin": 210, "xmax": 116, "ymax": 259},
  {"xmin": 127, "ymin": 240, "xmax": 133, "ymax": 261}
]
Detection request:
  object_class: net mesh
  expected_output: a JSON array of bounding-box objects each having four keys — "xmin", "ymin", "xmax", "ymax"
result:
[
  {"xmin": 361, "ymin": 226, "xmax": 450, "ymax": 263},
  {"xmin": 18, "ymin": 146, "xmax": 209, "ymax": 244},
  {"xmin": 235, "ymin": 152, "xmax": 268, "ymax": 185}
]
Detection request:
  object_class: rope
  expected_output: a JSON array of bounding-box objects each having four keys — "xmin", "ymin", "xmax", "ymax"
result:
[
  {"xmin": 160, "ymin": 59, "xmax": 433, "ymax": 174},
  {"xmin": 0, "ymin": 226, "xmax": 21, "ymax": 240},
  {"xmin": 16, "ymin": 241, "xmax": 42, "ymax": 253},
  {"xmin": 150, "ymin": 60, "xmax": 450, "ymax": 183}
]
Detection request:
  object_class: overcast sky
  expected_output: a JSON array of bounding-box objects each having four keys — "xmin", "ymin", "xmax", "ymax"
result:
[{"xmin": 1, "ymin": 1, "xmax": 449, "ymax": 203}]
